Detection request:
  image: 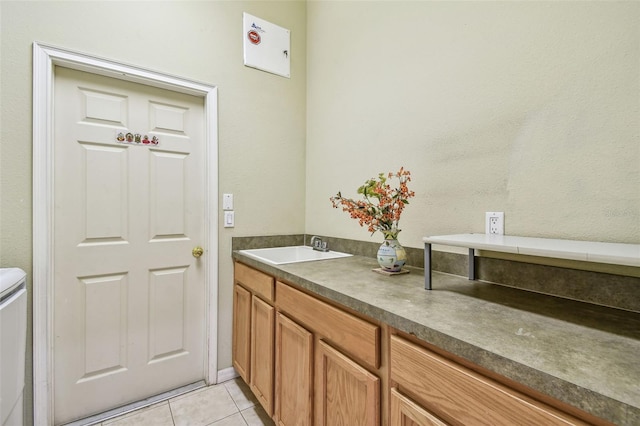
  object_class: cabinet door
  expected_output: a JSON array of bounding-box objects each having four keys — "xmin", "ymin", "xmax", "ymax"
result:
[
  {"xmin": 390, "ymin": 335, "xmax": 587, "ymax": 425},
  {"xmin": 232, "ymin": 284, "xmax": 251, "ymax": 382},
  {"xmin": 250, "ymin": 296, "xmax": 275, "ymax": 416},
  {"xmin": 390, "ymin": 388, "xmax": 448, "ymax": 426},
  {"xmin": 275, "ymin": 313, "xmax": 313, "ymax": 426},
  {"xmin": 316, "ymin": 340, "xmax": 380, "ymax": 426}
]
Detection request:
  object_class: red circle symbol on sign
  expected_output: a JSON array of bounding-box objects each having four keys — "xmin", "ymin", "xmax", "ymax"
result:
[{"xmin": 248, "ymin": 30, "xmax": 261, "ymax": 45}]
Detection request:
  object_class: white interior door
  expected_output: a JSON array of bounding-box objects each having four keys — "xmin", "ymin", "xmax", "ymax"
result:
[{"xmin": 53, "ymin": 66, "xmax": 207, "ymax": 424}]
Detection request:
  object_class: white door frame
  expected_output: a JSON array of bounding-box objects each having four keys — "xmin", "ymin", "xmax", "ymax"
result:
[{"xmin": 32, "ymin": 42, "xmax": 219, "ymax": 426}]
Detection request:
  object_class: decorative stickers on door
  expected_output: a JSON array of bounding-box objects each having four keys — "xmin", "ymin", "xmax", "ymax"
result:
[{"xmin": 115, "ymin": 130, "xmax": 159, "ymax": 146}]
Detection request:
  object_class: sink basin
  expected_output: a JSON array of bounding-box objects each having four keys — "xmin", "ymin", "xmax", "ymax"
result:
[{"xmin": 239, "ymin": 246, "xmax": 353, "ymax": 265}]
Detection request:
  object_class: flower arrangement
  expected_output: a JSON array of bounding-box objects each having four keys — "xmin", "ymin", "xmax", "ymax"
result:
[{"xmin": 330, "ymin": 168, "xmax": 415, "ymax": 240}]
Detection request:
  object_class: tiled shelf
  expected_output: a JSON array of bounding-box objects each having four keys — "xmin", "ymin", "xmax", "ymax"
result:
[{"xmin": 422, "ymin": 233, "xmax": 640, "ymax": 289}]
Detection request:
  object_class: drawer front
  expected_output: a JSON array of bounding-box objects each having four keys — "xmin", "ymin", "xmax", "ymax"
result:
[
  {"xmin": 390, "ymin": 335, "xmax": 586, "ymax": 426},
  {"xmin": 234, "ymin": 262, "xmax": 275, "ymax": 302},
  {"xmin": 276, "ymin": 281, "xmax": 380, "ymax": 369}
]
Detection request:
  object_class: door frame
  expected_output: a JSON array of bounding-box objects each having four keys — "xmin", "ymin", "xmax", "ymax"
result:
[{"xmin": 32, "ymin": 42, "xmax": 219, "ymax": 426}]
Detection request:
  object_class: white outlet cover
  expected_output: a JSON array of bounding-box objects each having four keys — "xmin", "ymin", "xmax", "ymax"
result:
[
  {"xmin": 485, "ymin": 212, "xmax": 504, "ymax": 235},
  {"xmin": 223, "ymin": 193, "xmax": 233, "ymax": 211}
]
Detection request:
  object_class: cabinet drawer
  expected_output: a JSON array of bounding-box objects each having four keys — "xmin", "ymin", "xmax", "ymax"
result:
[
  {"xmin": 390, "ymin": 335, "xmax": 587, "ymax": 426},
  {"xmin": 276, "ymin": 281, "xmax": 380, "ymax": 369},
  {"xmin": 234, "ymin": 262, "xmax": 275, "ymax": 302}
]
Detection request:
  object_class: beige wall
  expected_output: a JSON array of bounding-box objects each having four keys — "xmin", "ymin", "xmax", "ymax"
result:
[
  {"xmin": 0, "ymin": 1, "xmax": 306, "ymax": 423},
  {"xmin": 306, "ymin": 1, "xmax": 640, "ymax": 250},
  {"xmin": 2, "ymin": 0, "xmax": 639, "ymax": 423}
]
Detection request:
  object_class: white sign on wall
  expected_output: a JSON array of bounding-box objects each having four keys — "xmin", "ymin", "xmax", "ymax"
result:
[{"xmin": 243, "ymin": 12, "xmax": 291, "ymax": 79}]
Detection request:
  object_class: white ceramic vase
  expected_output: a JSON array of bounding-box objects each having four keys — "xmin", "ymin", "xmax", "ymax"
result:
[{"xmin": 377, "ymin": 238, "xmax": 407, "ymax": 272}]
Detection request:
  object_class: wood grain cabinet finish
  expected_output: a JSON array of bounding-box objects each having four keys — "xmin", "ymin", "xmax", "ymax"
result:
[
  {"xmin": 250, "ymin": 296, "xmax": 275, "ymax": 416},
  {"xmin": 275, "ymin": 312, "xmax": 313, "ymax": 426},
  {"xmin": 276, "ymin": 280, "xmax": 380, "ymax": 370},
  {"xmin": 234, "ymin": 262, "xmax": 599, "ymax": 426},
  {"xmin": 235, "ymin": 262, "xmax": 275, "ymax": 302},
  {"xmin": 316, "ymin": 340, "xmax": 380, "ymax": 426},
  {"xmin": 232, "ymin": 263, "xmax": 276, "ymax": 416},
  {"xmin": 232, "ymin": 283, "xmax": 251, "ymax": 382},
  {"xmin": 390, "ymin": 388, "xmax": 448, "ymax": 426},
  {"xmin": 390, "ymin": 335, "xmax": 590, "ymax": 426}
]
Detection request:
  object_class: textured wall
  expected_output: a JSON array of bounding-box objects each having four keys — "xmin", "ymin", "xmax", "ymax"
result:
[
  {"xmin": 306, "ymin": 1, "xmax": 639, "ymax": 251},
  {"xmin": 0, "ymin": 2, "xmax": 306, "ymax": 423}
]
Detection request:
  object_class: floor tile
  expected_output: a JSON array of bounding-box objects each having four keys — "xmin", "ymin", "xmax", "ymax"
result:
[
  {"xmin": 224, "ymin": 378, "xmax": 258, "ymax": 411},
  {"xmin": 103, "ymin": 402, "xmax": 174, "ymax": 426},
  {"xmin": 240, "ymin": 405, "xmax": 275, "ymax": 426},
  {"xmin": 170, "ymin": 384, "xmax": 238, "ymax": 426},
  {"xmin": 208, "ymin": 412, "xmax": 248, "ymax": 426}
]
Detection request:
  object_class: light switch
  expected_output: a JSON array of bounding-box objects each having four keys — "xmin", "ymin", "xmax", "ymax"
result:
[
  {"xmin": 224, "ymin": 211, "xmax": 235, "ymax": 228},
  {"xmin": 223, "ymin": 194, "xmax": 233, "ymax": 211}
]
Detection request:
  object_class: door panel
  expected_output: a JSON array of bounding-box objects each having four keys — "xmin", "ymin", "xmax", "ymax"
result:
[
  {"xmin": 275, "ymin": 312, "xmax": 313, "ymax": 426},
  {"xmin": 316, "ymin": 340, "xmax": 380, "ymax": 426},
  {"xmin": 82, "ymin": 143, "xmax": 128, "ymax": 240},
  {"xmin": 250, "ymin": 296, "xmax": 275, "ymax": 416},
  {"xmin": 390, "ymin": 388, "xmax": 449, "ymax": 426},
  {"xmin": 150, "ymin": 151, "xmax": 188, "ymax": 238},
  {"xmin": 53, "ymin": 67, "xmax": 206, "ymax": 424},
  {"xmin": 232, "ymin": 284, "xmax": 252, "ymax": 382},
  {"xmin": 78, "ymin": 273, "xmax": 128, "ymax": 380},
  {"xmin": 148, "ymin": 267, "xmax": 189, "ymax": 361}
]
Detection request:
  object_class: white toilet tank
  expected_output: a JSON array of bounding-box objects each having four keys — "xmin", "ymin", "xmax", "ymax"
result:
[{"xmin": 0, "ymin": 268, "xmax": 27, "ymax": 426}]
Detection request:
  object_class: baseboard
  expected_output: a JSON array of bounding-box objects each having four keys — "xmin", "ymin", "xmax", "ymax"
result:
[{"xmin": 217, "ymin": 366, "xmax": 239, "ymax": 384}]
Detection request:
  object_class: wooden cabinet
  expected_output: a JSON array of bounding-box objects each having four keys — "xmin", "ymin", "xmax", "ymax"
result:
[
  {"xmin": 232, "ymin": 263, "xmax": 276, "ymax": 417},
  {"xmin": 316, "ymin": 340, "xmax": 380, "ymax": 426},
  {"xmin": 275, "ymin": 280, "xmax": 381, "ymax": 426},
  {"xmin": 390, "ymin": 334, "xmax": 590, "ymax": 426},
  {"xmin": 275, "ymin": 281, "xmax": 380, "ymax": 370},
  {"xmin": 390, "ymin": 388, "xmax": 447, "ymax": 426},
  {"xmin": 234, "ymin": 262, "xmax": 382, "ymax": 425},
  {"xmin": 232, "ymin": 283, "xmax": 251, "ymax": 382},
  {"xmin": 275, "ymin": 312, "xmax": 313, "ymax": 426},
  {"xmin": 250, "ymin": 296, "xmax": 275, "ymax": 415},
  {"xmin": 233, "ymin": 261, "xmax": 598, "ymax": 426}
]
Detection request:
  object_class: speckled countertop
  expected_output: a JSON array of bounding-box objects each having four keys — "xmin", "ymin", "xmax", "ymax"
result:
[{"xmin": 233, "ymin": 252, "xmax": 640, "ymax": 425}]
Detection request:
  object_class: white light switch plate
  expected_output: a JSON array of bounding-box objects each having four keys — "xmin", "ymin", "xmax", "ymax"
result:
[
  {"xmin": 223, "ymin": 194, "xmax": 233, "ymax": 211},
  {"xmin": 224, "ymin": 211, "xmax": 235, "ymax": 228}
]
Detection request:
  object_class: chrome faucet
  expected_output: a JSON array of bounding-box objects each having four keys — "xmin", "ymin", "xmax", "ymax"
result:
[{"xmin": 310, "ymin": 235, "xmax": 329, "ymax": 252}]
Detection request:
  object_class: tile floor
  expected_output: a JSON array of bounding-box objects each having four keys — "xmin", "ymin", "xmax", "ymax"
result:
[{"xmin": 99, "ymin": 379, "xmax": 274, "ymax": 426}]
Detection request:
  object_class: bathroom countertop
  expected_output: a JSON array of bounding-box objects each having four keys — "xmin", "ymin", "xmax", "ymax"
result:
[{"xmin": 232, "ymin": 252, "xmax": 640, "ymax": 425}]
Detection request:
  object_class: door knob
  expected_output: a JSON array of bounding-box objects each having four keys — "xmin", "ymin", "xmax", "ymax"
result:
[{"xmin": 192, "ymin": 246, "xmax": 204, "ymax": 258}]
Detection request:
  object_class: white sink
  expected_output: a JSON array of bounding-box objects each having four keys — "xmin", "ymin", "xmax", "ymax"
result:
[{"xmin": 239, "ymin": 246, "xmax": 352, "ymax": 265}]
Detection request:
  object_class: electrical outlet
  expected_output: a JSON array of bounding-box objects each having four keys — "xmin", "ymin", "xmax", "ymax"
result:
[{"xmin": 485, "ymin": 212, "xmax": 504, "ymax": 235}]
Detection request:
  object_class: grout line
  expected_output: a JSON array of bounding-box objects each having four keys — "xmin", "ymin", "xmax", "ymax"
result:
[
  {"xmin": 67, "ymin": 381, "xmax": 205, "ymax": 426},
  {"xmin": 222, "ymin": 381, "xmax": 242, "ymax": 412},
  {"xmin": 167, "ymin": 397, "xmax": 176, "ymax": 426}
]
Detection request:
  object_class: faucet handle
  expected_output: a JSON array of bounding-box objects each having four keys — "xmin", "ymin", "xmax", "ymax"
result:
[{"xmin": 310, "ymin": 235, "xmax": 328, "ymax": 251}]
